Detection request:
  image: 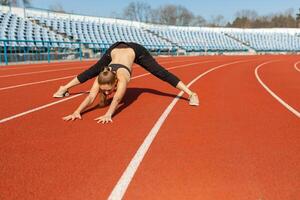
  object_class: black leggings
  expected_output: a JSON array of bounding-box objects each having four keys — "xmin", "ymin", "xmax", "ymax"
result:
[{"xmin": 77, "ymin": 42, "xmax": 180, "ymax": 87}]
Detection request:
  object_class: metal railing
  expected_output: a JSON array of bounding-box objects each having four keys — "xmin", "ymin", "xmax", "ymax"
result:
[{"xmin": 0, "ymin": 39, "xmax": 176, "ymax": 65}]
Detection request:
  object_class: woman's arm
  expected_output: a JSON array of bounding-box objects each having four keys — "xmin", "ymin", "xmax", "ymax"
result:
[
  {"xmin": 63, "ymin": 79, "xmax": 100, "ymax": 121},
  {"xmin": 95, "ymin": 75, "xmax": 129, "ymax": 124},
  {"xmin": 54, "ymin": 52, "xmax": 111, "ymax": 98}
]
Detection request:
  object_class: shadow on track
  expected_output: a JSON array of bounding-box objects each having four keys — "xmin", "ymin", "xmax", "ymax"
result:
[{"xmin": 81, "ymin": 87, "xmax": 188, "ymax": 117}]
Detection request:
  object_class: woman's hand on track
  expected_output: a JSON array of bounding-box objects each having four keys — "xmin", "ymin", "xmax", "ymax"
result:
[
  {"xmin": 62, "ymin": 112, "xmax": 82, "ymax": 121},
  {"xmin": 94, "ymin": 114, "xmax": 113, "ymax": 124}
]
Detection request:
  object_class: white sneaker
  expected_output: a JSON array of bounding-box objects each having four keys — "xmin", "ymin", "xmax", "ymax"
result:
[
  {"xmin": 189, "ymin": 93, "xmax": 199, "ymax": 106},
  {"xmin": 53, "ymin": 86, "xmax": 70, "ymax": 98}
]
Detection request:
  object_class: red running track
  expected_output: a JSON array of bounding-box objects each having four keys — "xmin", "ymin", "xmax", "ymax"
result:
[{"xmin": 0, "ymin": 55, "xmax": 299, "ymax": 200}]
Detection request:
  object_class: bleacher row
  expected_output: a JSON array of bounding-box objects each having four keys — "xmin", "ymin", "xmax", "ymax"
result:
[
  {"xmin": 149, "ymin": 27, "xmax": 247, "ymax": 51},
  {"xmin": 0, "ymin": 11, "xmax": 75, "ymax": 48},
  {"xmin": 1, "ymin": 9, "xmax": 300, "ymax": 52},
  {"xmin": 224, "ymin": 30, "xmax": 300, "ymax": 51},
  {"xmin": 34, "ymin": 16, "xmax": 171, "ymax": 49}
]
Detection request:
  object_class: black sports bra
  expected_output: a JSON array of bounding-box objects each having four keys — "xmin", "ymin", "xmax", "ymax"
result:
[{"xmin": 106, "ymin": 64, "xmax": 132, "ymax": 76}]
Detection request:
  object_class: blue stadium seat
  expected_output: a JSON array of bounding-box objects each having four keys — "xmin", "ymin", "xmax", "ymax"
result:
[{"xmin": 1, "ymin": 8, "xmax": 300, "ymax": 52}]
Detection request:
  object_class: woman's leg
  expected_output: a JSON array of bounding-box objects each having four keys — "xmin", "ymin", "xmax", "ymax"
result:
[
  {"xmin": 53, "ymin": 51, "xmax": 112, "ymax": 98},
  {"xmin": 176, "ymin": 82, "xmax": 199, "ymax": 106},
  {"xmin": 53, "ymin": 77, "xmax": 81, "ymax": 98},
  {"xmin": 136, "ymin": 46, "xmax": 199, "ymax": 105}
]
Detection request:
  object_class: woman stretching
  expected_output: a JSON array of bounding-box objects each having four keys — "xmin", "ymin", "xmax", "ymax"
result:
[{"xmin": 54, "ymin": 42, "xmax": 199, "ymax": 123}]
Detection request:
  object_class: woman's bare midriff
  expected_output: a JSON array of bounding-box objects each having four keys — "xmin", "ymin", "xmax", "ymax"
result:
[{"xmin": 110, "ymin": 48, "xmax": 135, "ymax": 70}]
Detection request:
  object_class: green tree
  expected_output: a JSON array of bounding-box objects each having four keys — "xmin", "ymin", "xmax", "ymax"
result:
[{"xmin": 0, "ymin": 0, "xmax": 31, "ymax": 6}]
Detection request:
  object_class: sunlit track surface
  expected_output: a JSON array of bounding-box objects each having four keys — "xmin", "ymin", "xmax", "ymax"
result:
[
  {"xmin": 294, "ymin": 61, "xmax": 300, "ymax": 72},
  {"xmin": 255, "ymin": 60, "xmax": 300, "ymax": 118},
  {"xmin": 0, "ymin": 59, "xmax": 217, "ymax": 121},
  {"xmin": 0, "ymin": 55, "xmax": 299, "ymax": 200}
]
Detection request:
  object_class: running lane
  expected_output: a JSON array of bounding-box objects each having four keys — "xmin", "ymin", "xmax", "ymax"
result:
[
  {"xmin": 0, "ymin": 57, "xmax": 206, "ymax": 88},
  {"xmin": 0, "ymin": 61, "xmax": 95, "ymax": 75},
  {"xmin": 0, "ymin": 56, "xmax": 193, "ymax": 75},
  {"xmin": 0, "ymin": 58, "xmax": 230, "ymax": 200},
  {"xmin": 123, "ymin": 58, "xmax": 300, "ymax": 200},
  {"xmin": 256, "ymin": 58, "xmax": 300, "ymax": 112},
  {"xmin": 0, "ymin": 58, "xmax": 210, "ymax": 120}
]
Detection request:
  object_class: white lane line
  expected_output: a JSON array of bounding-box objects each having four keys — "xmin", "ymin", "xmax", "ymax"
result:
[
  {"xmin": 0, "ymin": 59, "xmax": 203, "ymax": 78},
  {"xmin": 107, "ymin": 59, "xmax": 255, "ymax": 200},
  {"xmin": 0, "ymin": 94, "xmax": 83, "ymax": 124},
  {"xmin": 0, "ymin": 56, "xmax": 196, "ymax": 71},
  {"xmin": 0, "ymin": 66, "xmax": 87, "ymax": 78},
  {"xmin": 255, "ymin": 60, "xmax": 300, "ymax": 118},
  {"xmin": 0, "ymin": 59, "xmax": 212, "ymax": 92},
  {"xmin": 0, "ymin": 60, "xmax": 214, "ymax": 124},
  {"xmin": 0, "ymin": 58, "xmax": 181, "ymax": 71},
  {"xmin": 0, "ymin": 61, "xmax": 88, "ymax": 71},
  {"xmin": 0, "ymin": 75, "xmax": 75, "ymax": 91},
  {"xmin": 294, "ymin": 61, "xmax": 300, "ymax": 72}
]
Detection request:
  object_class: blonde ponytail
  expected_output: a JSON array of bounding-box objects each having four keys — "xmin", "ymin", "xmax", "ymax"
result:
[{"xmin": 98, "ymin": 67, "xmax": 116, "ymax": 85}]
